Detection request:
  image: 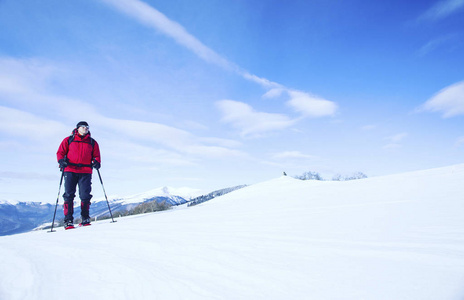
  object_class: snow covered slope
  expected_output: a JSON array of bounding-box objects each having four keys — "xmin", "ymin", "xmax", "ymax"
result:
[{"xmin": 1, "ymin": 164, "xmax": 464, "ymax": 299}]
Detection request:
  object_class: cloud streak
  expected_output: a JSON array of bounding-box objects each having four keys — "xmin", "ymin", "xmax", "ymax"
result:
[
  {"xmin": 0, "ymin": 57, "xmax": 246, "ymax": 164},
  {"xmin": 100, "ymin": 0, "xmax": 338, "ymax": 126},
  {"xmin": 216, "ymin": 100, "xmax": 296, "ymax": 137},
  {"xmin": 100, "ymin": 0, "xmax": 235, "ymax": 71},
  {"xmin": 418, "ymin": 0, "xmax": 464, "ymax": 22},
  {"xmin": 0, "ymin": 106, "xmax": 67, "ymax": 142},
  {"xmin": 103, "ymin": 117, "xmax": 246, "ymax": 158},
  {"xmin": 419, "ymin": 80, "xmax": 464, "ymax": 118},
  {"xmin": 417, "ymin": 34, "xmax": 456, "ymax": 56},
  {"xmin": 99, "ymin": 0, "xmax": 281, "ymax": 88},
  {"xmin": 383, "ymin": 132, "xmax": 408, "ymax": 150},
  {"xmin": 286, "ymin": 90, "xmax": 338, "ymax": 118}
]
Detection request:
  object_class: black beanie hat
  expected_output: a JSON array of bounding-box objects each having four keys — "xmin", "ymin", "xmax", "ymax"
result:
[{"xmin": 76, "ymin": 121, "xmax": 89, "ymax": 128}]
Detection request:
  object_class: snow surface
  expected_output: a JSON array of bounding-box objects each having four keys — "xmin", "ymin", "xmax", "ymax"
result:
[{"xmin": 1, "ymin": 164, "xmax": 464, "ymax": 299}]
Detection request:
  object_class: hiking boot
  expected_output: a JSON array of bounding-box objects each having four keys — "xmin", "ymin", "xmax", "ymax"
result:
[
  {"xmin": 81, "ymin": 218, "xmax": 91, "ymax": 226},
  {"xmin": 64, "ymin": 220, "xmax": 74, "ymax": 229}
]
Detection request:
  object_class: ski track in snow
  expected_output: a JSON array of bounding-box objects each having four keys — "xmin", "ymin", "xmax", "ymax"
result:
[{"xmin": 1, "ymin": 164, "xmax": 464, "ymax": 299}]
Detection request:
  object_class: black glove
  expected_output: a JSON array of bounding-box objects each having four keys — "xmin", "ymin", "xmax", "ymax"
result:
[
  {"xmin": 58, "ymin": 158, "xmax": 68, "ymax": 169},
  {"xmin": 92, "ymin": 160, "xmax": 101, "ymax": 170}
]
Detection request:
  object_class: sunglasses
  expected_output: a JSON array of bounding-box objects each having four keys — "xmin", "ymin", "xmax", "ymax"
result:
[{"xmin": 78, "ymin": 125, "xmax": 89, "ymax": 129}]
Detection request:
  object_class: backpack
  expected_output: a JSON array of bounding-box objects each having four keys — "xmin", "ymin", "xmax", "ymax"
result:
[{"xmin": 68, "ymin": 134, "xmax": 95, "ymax": 149}]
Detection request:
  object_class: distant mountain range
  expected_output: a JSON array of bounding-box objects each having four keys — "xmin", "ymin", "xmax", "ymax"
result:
[
  {"xmin": 0, "ymin": 201, "xmax": 56, "ymax": 236},
  {"xmin": 0, "ymin": 185, "xmax": 246, "ymax": 236}
]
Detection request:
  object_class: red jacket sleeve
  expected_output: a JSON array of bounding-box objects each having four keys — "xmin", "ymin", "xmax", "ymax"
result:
[
  {"xmin": 57, "ymin": 137, "xmax": 70, "ymax": 161},
  {"xmin": 92, "ymin": 140, "xmax": 101, "ymax": 164}
]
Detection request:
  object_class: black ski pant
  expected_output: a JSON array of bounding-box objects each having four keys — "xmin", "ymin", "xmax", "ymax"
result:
[{"xmin": 63, "ymin": 172, "xmax": 92, "ymax": 222}]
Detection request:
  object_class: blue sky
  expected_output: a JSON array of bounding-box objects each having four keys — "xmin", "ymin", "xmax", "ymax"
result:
[{"xmin": 1, "ymin": 0, "xmax": 463, "ymax": 203}]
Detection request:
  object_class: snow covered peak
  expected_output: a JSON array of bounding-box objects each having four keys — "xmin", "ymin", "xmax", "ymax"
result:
[
  {"xmin": 0, "ymin": 199, "xmax": 19, "ymax": 205},
  {"xmin": 96, "ymin": 186, "xmax": 207, "ymax": 204},
  {"xmin": 135, "ymin": 186, "xmax": 205, "ymax": 200}
]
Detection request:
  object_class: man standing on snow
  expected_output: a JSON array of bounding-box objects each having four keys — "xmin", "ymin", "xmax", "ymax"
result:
[{"xmin": 57, "ymin": 121, "xmax": 101, "ymax": 229}]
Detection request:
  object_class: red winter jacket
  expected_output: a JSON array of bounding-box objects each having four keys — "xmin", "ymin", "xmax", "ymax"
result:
[{"xmin": 57, "ymin": 130, "xmax": 101, "ymax": 174}]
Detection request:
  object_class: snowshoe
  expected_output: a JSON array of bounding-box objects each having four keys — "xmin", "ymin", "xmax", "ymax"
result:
[
  {"xmin": 79, "ymin": 218, "xmax": 91, "ymax": 227},
  {"xmin": 64, "ymin": 220, "xmax": 75, "ymax": 230}
]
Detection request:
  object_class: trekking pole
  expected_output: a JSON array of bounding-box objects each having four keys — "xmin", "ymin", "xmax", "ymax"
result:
[
  {"xmin": 96, "ymin": 168, "xmax": 116, "ymax": 223},
  {"xmin": 49, "ymin": 168, "xmax": 65, "ymax": 233}
]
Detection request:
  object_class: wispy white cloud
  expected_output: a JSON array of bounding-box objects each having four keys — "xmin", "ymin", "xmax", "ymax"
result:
[
  {"xmin": 100, "ymin": 0, "xmax": 338, "ymax": 124},
  {"xmin": 239, "ymin": 71, "xmax": 282, "ymax": 89},
  {"xmin": 99, "ymin": 0, "xmax": 281, "ymax": 88},
  {"xmin": 0, "ymin": 57, "xmax": 58, "ymax": 95},
  {"xmin": 101, "ymin": 138, "xmax": 197, "ymax": 167},
  {"xmin": 263, "ymin": 88, "xmax": 338, "ymax": 118},
  {"xmin": 99, "ymin": 0, "xmax": 236, "ymax": 71},
  {"xmin": 216, "ymin": 89, "xmax": 338, "ymax": 137},
  {"xmin": 262, "ymin": 88, "xmax": 285, "ymax": 99},
  {"xmin": 0, "ymin": 57, "xmax": 247, "ymax": 164},
  {"xmin": 286, "ymin": 90, "xmax": 338, "ymax": 118},
  {"xmin": 386, "ymin": 133, "xmax": 408, "ymax": 143},
  {"xmin": 417, "ymin": 0, "xmax": 464, "ymax": 22},
  {"xmin": 0, "ymin": 57, "xmax": 99, "ymax": 122},
  {"xmin": 0, "ymin": 171, "xmax": 56, "ymax": 181},
  {"xmin": 383, "ymin": 132, "xmax": 408, "ymax": 150},
  {"xmin": 417, "ymin": 35, "xmax": 456, "ymax": 56},
  {"xmin": 419, "ymin": 80, "xmax": 464, "ymax": 118},
  {"xmin": 216, "ymin": 100, "xmax": 296, "ymax": 137},
  {"xmin": 100, "ymin": 117, "xmax": 246, "ymax": 158},
  {"xmin": 0, "ymin": 106, "xmax": 68, "ymax": 142}
]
